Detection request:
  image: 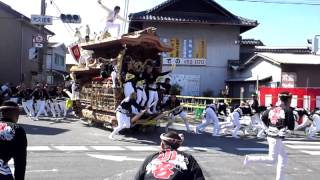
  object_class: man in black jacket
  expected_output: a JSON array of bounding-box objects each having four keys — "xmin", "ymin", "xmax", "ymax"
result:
[
  {"xmin": 0, "ymin": 101, "xmax": 27, "ymax": 180},
  {"xmin": 135, "ymin": 131, "xmax": 205, "ymax": 180},
  {"xmin": 243, "ymin": 92, "xmax": 295, "ymax": 180}
]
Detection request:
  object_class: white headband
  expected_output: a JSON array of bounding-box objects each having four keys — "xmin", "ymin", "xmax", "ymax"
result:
[{"xmin": 160, "ymin": 133, "xmax": 184, "ymax": 145}]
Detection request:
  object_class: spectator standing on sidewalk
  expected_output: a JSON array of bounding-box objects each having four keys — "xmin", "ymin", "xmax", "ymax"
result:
[{"xmin": 0, "ymin": 101, "xmax": 27, "ymax": 180}]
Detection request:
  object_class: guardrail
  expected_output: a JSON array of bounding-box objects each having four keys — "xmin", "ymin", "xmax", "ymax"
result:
[{"xmin": 176, "ymin": 95, "xmax": 251, "ymax": 115}]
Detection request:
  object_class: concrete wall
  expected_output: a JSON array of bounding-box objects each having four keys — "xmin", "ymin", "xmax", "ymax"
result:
[
  {"xmin": 0, "ymin": 9, "xmax": 21, "ymax": 85},
  {"xmin": 0, "ymin": 9, "xmax": 40, "ymax": 87},
  {"xmin": 144, "ymin": 23, "xmax": 240, "ymax": 96},
  {"xmin": 239, "ymin": 58, "xmax": 282, "ymax": 83},
  {"xmin": 46, "ymin": 46, "xmax": 67, "ymax": 72},
  {"xmin": 282, "ymin": 64, "xmax": 320, "ymax": 87}
]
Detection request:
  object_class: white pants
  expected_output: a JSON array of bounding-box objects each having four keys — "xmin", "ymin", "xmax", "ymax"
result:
[
  {"xmin": 307, "ymin": 115, "xmax": 320, "ymax": 138},
  {"xmin": 104, "ymin": 22, "xmax": 120, "ymax": 37},
  {"xmin": 162, "ymin": 95, "xmax": 170, "ymax": 104},
  {"xmin": 46, "ymin": 100, "xmax": 57, "ymax": 118},
  {"xmin": 224, "ymin": 112, "xmax": 240, "ymax": 136},
  {"xmin": 111, "ymin": 71, "xmax": 117, "ymax": 88},
  {"xmin": 246, "ymin": 137, "xmax": 288, "ymax": 180},
  {"xmin": 124, "ymin": 82, "xmax": 135, "ymax": 98},
  {"xmin": 36, "ymin": 100, "xmax": 47, "ymax": 118},
  {"xmin": 110, "ymin": 111, "xmax": 131, "ymax": 138},
  {"xmin": 136, "ymin": 88, "xmax": 147, "ymax": 107},
  {"xmin": 22, "ymin": 101, "xmax": 32, "ymax": 116},
  {"xmin": 56, "ymin": 101, "xmax": 67, "ymax": 117},
  {"xmin": 166, "ymin": 111, "xmax": 190, "ymax": 132},
  {"xmin": 196, "ymin": 115, "xmax": 220, "ymax": 136},
  {"xmin": 147, "ymin": 90, "xmax": 159, "ymax": 113}
]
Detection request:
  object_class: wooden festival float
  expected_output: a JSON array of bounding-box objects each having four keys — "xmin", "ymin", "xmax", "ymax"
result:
[{"xmin": 69, "ymin": 27, "xmax": 172, "ymax": 130}]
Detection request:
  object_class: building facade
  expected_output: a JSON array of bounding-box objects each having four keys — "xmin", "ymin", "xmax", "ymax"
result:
[
  {"xmin": 129, "ymin": 0, "xmax": 257, "ymax": 96},
  {"xmin": 46, "ymin": 43, "xmax": 68, "ymax": 85},
  {"xmin": 0, "ymin": 2, "xmax": 54, "ymax": 87},
  {"xmin": 227, "ymin": 52, "xmax": 320, "ymax": 98}
]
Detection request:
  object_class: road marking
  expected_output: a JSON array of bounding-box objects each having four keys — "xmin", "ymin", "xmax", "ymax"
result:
[
  {"xmin": 27, "ymin": 146, "xmax": 52, "ymax": 151},
  {"xmin": 87, "ymin": 154, "xmax": 144, "ymax": 162},
  {"xmin": 300, "ymin": 151, "xmax": 320, "ymax": 155},
  {"xmin": 53, "ymin": 146, "xmax": 89, "ymax": 151},
  {"xmin": 236, "ymin": 148, "xmax": 269, "ymax": 151},
  {"xmin": 285, "ymin": 145, "xmax": 320, "ymax": 150},
  {"xmin": 125, "ymin": 146, "xmax": 159, "ymax": 151},
  {"xmin": 25, "ymin": 145, "xmax": 223, "ymax": 153},
  {"xmin": 26, "ymin": 169, "xmax": 59, "ymax": 173},
  {"xmin": 91, "ymin": 146, "xmax": 126, "ymax": 151},
  {"xmin": 284, "ymin": 141, "xmax": 320, "ymax": 145}
]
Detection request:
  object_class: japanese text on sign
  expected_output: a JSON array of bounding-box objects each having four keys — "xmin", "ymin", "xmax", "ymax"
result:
[
  {"xmin": 31, "ymin": 15, "xmax": 53, "ymax": 25},
  {"xmin": 163, "ymin": 58, "xmax": 206, "ymax": 66}
]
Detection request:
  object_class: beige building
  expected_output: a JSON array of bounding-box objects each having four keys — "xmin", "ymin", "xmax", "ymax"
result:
[{"xmin": 0, "ymin": 2, "xmax": 54, "ymax": 87}]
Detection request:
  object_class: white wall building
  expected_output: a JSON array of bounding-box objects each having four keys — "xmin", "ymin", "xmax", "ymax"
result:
[
  {"xmin": 129, "ymin": 0, "xmax": 258, "ymax": 96},
  {"xmin": 46, "ymin": 42, "xmax": 68, "ymax": 85}
]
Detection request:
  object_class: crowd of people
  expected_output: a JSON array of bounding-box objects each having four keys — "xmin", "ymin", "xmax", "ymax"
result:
[{"xmin": 0, "ymin": 81, "xmax": 77, "ymax": 121}]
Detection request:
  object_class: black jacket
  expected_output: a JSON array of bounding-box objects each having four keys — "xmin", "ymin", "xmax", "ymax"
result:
[
  {"xmin": 31, "ymin": 88, "xmax": 49, "ymax": 101},
  {"xmin": 261, "ymin": 106, "xmax": 295, "ymax": 138},
  {"xmin": 0, "ymin": 118, "xmax": 27, "ymax": 180},
  {"xmin": 135, "ymin": 149, "xmax": 205, "ymax": 180}
]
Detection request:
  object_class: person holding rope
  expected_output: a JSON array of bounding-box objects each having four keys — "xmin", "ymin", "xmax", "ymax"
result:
[
  {"xmin": 135, "ymin": 131, "xmax": 205, "ymax": 180},
  {"xmin": 109, "ymin": 92, "xmax": 146, "ymax": 140},
  {"xmin": 194, "ymin": 104, "xmax": 220, "ymax": 137},
  {"xmin": 162, "ymin": 94, "xmax": 191, "ymax": 133},
  {"xmin": 243, "ymin": 92, "xmax": 295, "ymax": 180}
]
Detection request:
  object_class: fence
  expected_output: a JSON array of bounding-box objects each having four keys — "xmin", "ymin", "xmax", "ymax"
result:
[{"xmin": 176, "ymin": 95, "xmax": 250, "ymax": 118}]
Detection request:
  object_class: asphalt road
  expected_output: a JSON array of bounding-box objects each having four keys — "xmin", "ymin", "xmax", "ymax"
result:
[{"xmin": 12, "ymin": 115, "xmax": 320, "ymax": 180}]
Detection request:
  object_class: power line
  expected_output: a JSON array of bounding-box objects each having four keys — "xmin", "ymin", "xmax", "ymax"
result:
[
  {"xmin": 224, "ymin": 0, "xmax": 320, "ymax": 5},
  {"xmin": 49, "ymin": 0, "xmax": 74, "ymax": 38}
]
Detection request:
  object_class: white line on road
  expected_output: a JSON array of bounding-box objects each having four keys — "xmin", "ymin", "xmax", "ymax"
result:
[
  {"xmin": 284, "ymin": 141, "xmax": 320, "ymax": 145},
  {"xmin": 87, "ymin": 154, "xmax": 144, "ymax": 162},
  {"xmin": 91, "ymin": 146, "xmax": 126, "ymax": 151},
  {"xmin": 53, "ymin": 146, "xmax": 89, "ymax": 151},
  {"xmin": 27, "ymin": 146, "xmax": 52, "ymax": 151},
  {"xmin": 300, "ymin": 151, "xmax": 320, "ymax": 155},
  {"xmin": 285, "ymin": 145, "xmax": 320, "ymax": 150},
  {"xmin": 236, "ymin": 148, "xmax": 269, "ymax": 151},
  {"xmin": 26, "ymin": 169, "xmax": 59, "ymax": 173},
  {"xmin": 125, "ymin": 146, "xmax": 159, "ymax": 151}
]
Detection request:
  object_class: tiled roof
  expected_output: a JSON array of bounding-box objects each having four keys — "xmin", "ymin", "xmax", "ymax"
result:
[
  {"xmin": 0, "ymin": 1, "xmax": 54, "ymax": 35},
  {"xmin": 129, "ymin": 0, "xmax": 258, "ymax": 33},
  {"xmin": 244, "ymin": 53, "xmax": 320, "ymax": 66},
  {"xmin": 241, "ymin": 39, "xmax": 264, "ymax": 46}
]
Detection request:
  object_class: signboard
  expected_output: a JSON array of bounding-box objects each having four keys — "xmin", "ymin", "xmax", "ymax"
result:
[
  {"xmin": 31, "ymin": 15, "xmax": 53, "ymax": 25},
  {"xmin": 34, "ymin": 43, "xmax": 43, "ymax": 48},
  {"xmin": 69, "ymin": 44, "xmax": 81, "ymax": 62},
  {"xmin": 168, "ymin": 74, "xmax": 200, "ymax": 96},
  {"xmin": 281, "ymin": 72, "xmax": 296, "ymax": 88},
  {"xmin": 163, "ymin": 58, "xmax": 206, "ymax": 66},
  {"xmin": 33, "ymin": 34, "xmax": 44, "ymax": 43}
]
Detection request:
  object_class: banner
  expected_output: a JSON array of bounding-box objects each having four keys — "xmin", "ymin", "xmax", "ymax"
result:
[
  {"xmin": 169, "ymin": 38, "xmax": 180, "ymax": 58},
  {"xmin": 69, "ymin": 43, "xmax": 81, "ymax": 63}
]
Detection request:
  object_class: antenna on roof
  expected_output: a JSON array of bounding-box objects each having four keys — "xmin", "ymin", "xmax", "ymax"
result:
[{"xmin": 308, "ymin": 35, "xmax": 320, "ymax": 55}]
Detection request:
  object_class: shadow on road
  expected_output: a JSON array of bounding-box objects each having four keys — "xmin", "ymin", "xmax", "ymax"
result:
[
  {"xmin": 20, "ymin": 123, "xmax": 70, "ymax": 135},
  {"xmin": 118, "ymin": 126, "xmax": 269, "ymax": 156}
]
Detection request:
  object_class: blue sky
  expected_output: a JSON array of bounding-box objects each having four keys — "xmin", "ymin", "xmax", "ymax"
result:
[
  {"xmin": 1, "ymin": 0, "xmax": 319, "ymax": 46},
  {"xmin": 216, "ymin": 0, "xmax": 320, "ymax": 46}
]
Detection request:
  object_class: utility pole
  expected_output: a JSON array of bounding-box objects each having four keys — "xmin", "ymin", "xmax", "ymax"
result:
[{"xmin": 38, "ymin": 0, "xmax": 46, "ymax": 82}]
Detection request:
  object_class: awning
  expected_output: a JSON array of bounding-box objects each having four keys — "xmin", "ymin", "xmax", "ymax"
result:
[
  {"xmin": 50, "ymin": 69, "xmax": 69, "ymax": 76},
  {"xmin": 226, "ymin": 75, "xmax": 272, "ymax": 82}
]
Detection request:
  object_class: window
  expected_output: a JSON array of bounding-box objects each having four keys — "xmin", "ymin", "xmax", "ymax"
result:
[{"xmin": 54, "ymin": 54, "xmax": 65, "ymax": 66}]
